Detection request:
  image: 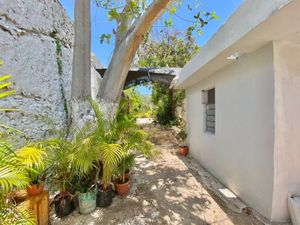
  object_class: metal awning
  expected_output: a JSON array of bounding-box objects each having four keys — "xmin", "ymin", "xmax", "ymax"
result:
[{"xmin": 96, "ymin": 67, "xmax": 181, "ymax": 89}]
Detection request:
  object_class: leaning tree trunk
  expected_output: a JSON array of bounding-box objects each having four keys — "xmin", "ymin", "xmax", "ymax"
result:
[
  {"xmin": 70, "ymin": 0, "xmax": 93, "ymax": 130},
  {"xmin": 97, "ymin": 0, "xmax": 173, "ymax": 119}
]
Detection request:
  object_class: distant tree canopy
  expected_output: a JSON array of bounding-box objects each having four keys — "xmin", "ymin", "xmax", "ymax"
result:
[
  {"xmin": 137, "ymin": 32, "xmax": 199, "ymax": 125},
  {"xmin": 119, "ymin": 87, "xmax": 154, "ymax": 119}
]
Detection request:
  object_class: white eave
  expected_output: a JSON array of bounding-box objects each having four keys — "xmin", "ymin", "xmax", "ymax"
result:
[{"xmin": 175, "ymin": 0, "xmax": 300, "ymax": 89}]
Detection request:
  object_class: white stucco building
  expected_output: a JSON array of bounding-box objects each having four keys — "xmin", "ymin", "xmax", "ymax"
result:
[{"xmin": 174, "ymin": 0, "xmax": 300, "ymax": 223}]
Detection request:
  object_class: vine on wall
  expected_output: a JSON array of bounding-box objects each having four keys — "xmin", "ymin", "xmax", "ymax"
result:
[{"xmin": 55, "ymin": 39, "xmax": 69, "ymax": 122}]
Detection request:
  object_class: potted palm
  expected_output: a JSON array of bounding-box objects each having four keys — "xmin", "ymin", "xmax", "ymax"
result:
[
  {"xmin": 89, "ymin": 100, "xmax": 124, "ymax": 207},
  {"xmin": 0, "ymin": 70, "xmax": 38, "ymax": 224},
  {"xmin": 71, "ymin": 127, "xmax": 100, "ymax": 214},
  {"xmin": 176, "ymin": 121, "xmax": 188, "ymax": 156},
  {"xmin": 89, "ymin": 99, "xmax": 153, "ymax": 202},
  {"xmin": 95, "ymin": 142, "xmax": 123, "ymax": 208},
  {"xmin": 45, "ymin": 138, "xmax": 76, "ymax": 218},
  {"xmin": 74, "ymin": 174, "xmax": 97, "ymax": 214},
  {"xmin": 0, "ymin": 143, "xmax": 43, "ymax": 224},
  {"xmin": 26, "ymin": 169, "xmax": 46, "ymax": 196},
  {"xmin": 15, "ymin": 145, "xmax": 48, "ymax": 196},
  {"xmin": 178, "ymin": 131, "xmax": 188, "ymax": 156},
  {"xmin": 47, "ymin": 124, "xmax": 104, "ymax": 217},
  {"xmin": 114, "ymin": 153, "xmax": 135, "ymax": 197}
]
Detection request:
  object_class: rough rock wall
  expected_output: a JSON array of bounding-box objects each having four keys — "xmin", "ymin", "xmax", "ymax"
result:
[{"xmin": 0, "ymin": 0, "xmax": 73, "ymax": 139}]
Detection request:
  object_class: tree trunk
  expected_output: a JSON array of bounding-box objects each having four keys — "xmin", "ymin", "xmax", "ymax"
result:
[
  {"xmin": 70, "ymin": 0, "xmax": 92, "ymax": 131},
  {"xmin": 97, "ymin": 0, "xmax": 173, "ymax": 119},
  {"xmin": 72, "ymin": 0, "xmax": 91, "ymax": 98}
]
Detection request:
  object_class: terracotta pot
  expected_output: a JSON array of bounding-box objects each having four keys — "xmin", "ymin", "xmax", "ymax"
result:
[
  {"xmin": 26, "ymin": 183, "xmax": 44, "ymax": 196},
  {"xmin": 179, "ymin": 146, "xmax": 189, "ymax": 157},
  {"xmin": 114, "ymin": 178, "xmax": 129, "ymax": 197}
]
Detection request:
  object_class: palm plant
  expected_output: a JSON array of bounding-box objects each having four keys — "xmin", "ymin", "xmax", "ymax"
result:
[
  {"xmin": 114, "ymin": 153, "xmax": 135, "ymax": 183},
  {"xmin": 0, "ymin": 200, "xmax": 36, "ymax": 225},
  {"xmin": 0, "ymin": 60, "xmax": 36, "ymax": 224},
  {"xmin": 0, "ymin": 141, "xmax": 45, "ymax": 225},
  {"xmin": 0, "ymin": 60, "xmax": 15, "ymax": 100},
  {"xmin": 16, "ymin": 145, "xmax": 48, "ymax": 185},
  {"xmin": 43, "ymin": 136, "xmax": 77, "ymax": 218},
  {"xmin": 89, "ymin": 99, "xmax": 124, "ymax": 191},
  {"xmin": 69, "ymin": 125, "xmax": 100, "ymax": 194},
  {"xmin": 0, "ymin": 143, "xmax": 29, "ymax": 201},
  {"xmin": 45, "ymin": 137, "xmax": 76, "ymax": 194},
  {"xmin": 89, "ymin": 99, "xmax": 153, "ymax": 189}
]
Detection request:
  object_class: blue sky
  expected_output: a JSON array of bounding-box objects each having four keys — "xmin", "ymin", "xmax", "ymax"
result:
[{"xmin": 59, "ymin": 0, "xmax": 243, "ymax": 94}]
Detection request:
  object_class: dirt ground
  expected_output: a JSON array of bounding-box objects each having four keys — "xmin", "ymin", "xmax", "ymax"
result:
[{"xmin": 51, "ymin": 124, "xmax": 263, "ymax": 225}]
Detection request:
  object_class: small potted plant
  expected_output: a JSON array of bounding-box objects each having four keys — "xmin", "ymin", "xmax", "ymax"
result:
[
  {"xmin": 74, "ymin": 174, "xmax": 97, "ymax": 214},
  {"xmin": 114, "ymin": 153, "xmax": 135, "ymax": 197},
  {"xmin": 96, "ymin": 148, "xmax": 122, "ymax": 208},
  {"xmin": 46, "ymin": 138, "xmax": 76, "ymax": 218},
  {"xmin": 89, "ymin": 100, "xmax": 124, "ymax": 207},
  {"xmin": 176, "ymin": 122, "xmax": 189, "ymax": 156},
  {"xmin": 47, "ymin": 124, "xmax": 103, "ymax": 217},
  {"xmin": 97, "ymin": 169, "xmax": 116, "ymax": 207},
  {"xmin": 26, "ymin": 169, "xmax": 46, "ymax": 196},
  {"xmin": 15, "ymin": 145, "xmax": 48, "ymax": 196}
]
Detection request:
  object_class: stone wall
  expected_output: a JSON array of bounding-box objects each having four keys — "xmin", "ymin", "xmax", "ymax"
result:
[{"xmin": 0, "ymin": 0, "xmax": 74, "ymax": 139}]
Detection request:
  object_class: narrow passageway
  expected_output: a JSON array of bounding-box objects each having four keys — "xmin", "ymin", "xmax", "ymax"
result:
[{"xmin": 51, "ymin": 123, "xmax": 262, "ymax": 225}]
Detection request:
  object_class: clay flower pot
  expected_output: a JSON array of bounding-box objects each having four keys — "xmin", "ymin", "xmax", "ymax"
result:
[
  {"xmin": 114, "ymin": 178, "xmax": 129, "ymax": 197},
  {"xmin": 26, "ymin": 183, "xmax": 44, "ymax": 196},
  {"xmin": 179, "ymin": 146, "xmax": 189, "ymax": 157}
]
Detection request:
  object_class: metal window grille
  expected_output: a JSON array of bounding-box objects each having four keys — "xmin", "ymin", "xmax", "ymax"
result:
[{"xmin": 206, "ymin": 88, "xmax": 215, "ymax": 133}]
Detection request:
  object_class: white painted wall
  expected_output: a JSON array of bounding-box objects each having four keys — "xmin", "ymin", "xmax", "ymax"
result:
[
  {"xmin": 186, "ymin": 43, "xmax": 275, "ymax": 220},
  {"xmin": 272, "ymin": 41, "xmax": 300, "ymax": 222}
]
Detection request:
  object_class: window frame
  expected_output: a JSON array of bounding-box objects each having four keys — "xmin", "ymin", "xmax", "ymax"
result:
[{"xmin": 202, "ymin": 88, "xmax": 216, "ymax": 134}]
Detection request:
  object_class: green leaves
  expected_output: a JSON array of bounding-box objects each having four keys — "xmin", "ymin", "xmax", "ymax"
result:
[
  {"xmin": 137, "ymin": 33, "xmax": 197, "ymax": 125},
  {"xmin": 97, "ymin": 0, "xmax": 217, "ymax": 46},
  {"xmin": 89, "ymin": 99, "xmax": 154, "ymax": 189},
  {"xmin": 194, "ymin": 12, "xmax": 201, "ymax": 20},
  {"xmin": 100, "ymin": 33, "xmax": 112, "ymax": 44},
  {"xmin": 211, "ymin": 11, "xmax": 219, "ymax": 19},
  {"xmin": 164, "ymin": 17, "xmax": 173, "ymax": 27},
  {"xmin": 0, "ymin": 142, "xmax": 47, "ymax": 195},
  {"xmin": 15, "ymin": 147, "xmax": 47, "ymax": 170},
  {"xmin": 108, "ymin": 8, "xmax": 120, "ymax": 21},
  {"xmin": 0, "ymin": 60, "xmax": 15, "ymax": 99},
  {"xmin": 0, "ymin": 163, "xmax": 29, "ymax": 195},
  {"xmin": 169, "ymin": 6, "xmax": 177, "ymax": 15},
  {"xmin": 0, "ymin": 59, "xmax": 38, "ymax": 224},
  {"xmin": 0, "ymin": 200, "xmax": 36, "ymax": 225}
]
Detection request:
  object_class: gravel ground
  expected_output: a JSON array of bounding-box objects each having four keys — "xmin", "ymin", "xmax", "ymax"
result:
[{"xmin": 51, "ymin": 124, "xmax": 263, "ymax": 225}]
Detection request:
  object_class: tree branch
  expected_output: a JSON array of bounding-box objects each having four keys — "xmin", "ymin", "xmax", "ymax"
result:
[
  {"xmin": 98, "ymin": 0, "xmax": 175, "ymax": 104},
  {"xmin": 131, "ymin": 0, "xmax": 174, "ymax": 39}
]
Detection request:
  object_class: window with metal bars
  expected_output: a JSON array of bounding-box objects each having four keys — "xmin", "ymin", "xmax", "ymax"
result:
[{"xmin": 206, "ymin": 88, "xmax": 215, "ymax": 134}]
